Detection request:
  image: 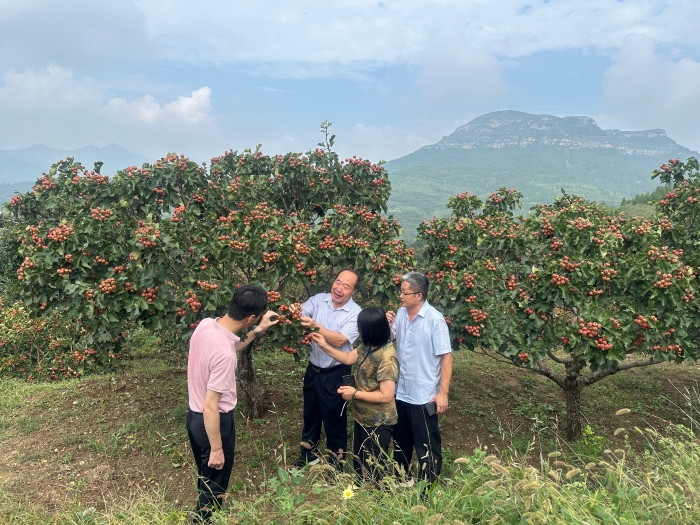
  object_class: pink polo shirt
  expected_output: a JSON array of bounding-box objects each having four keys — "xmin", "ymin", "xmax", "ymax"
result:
[{"xmin": 187, "ymin": 318, "xmax": 240, "ymax": 413}]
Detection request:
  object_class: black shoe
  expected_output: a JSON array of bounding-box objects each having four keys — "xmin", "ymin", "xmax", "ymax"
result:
[{"xmin": 290, "ymin": 455, "xmax": 320, "ymax": 469}]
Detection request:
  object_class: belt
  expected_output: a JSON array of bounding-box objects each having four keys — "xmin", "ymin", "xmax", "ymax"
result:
[{"xmin": 308, "ymin": 363, "xmax": 348, "ymax": 374}]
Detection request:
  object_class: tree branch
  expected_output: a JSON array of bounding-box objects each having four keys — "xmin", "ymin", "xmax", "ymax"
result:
[
  {"xmin": 580, "ymin": 357, "xmax": 665, "ymax": 386},
  {"xmin": 534, "ymin": 360, "xmax": 566, "ymax": 389},
  {"xmin": 547, "ymin": 350, "xmax": 574, "ymax": 365}
]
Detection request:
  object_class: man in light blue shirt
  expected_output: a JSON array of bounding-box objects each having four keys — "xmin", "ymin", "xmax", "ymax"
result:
[
  {"xmin": 291, "ymin": 269, "xmax": 362, "ymax": 469},
  {"xmin": 387, "ymin": 271, "xmax": 453, "ymax": 483}
]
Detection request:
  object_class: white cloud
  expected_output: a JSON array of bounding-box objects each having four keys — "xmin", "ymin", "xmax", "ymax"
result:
[
  {"xmin": 0, "ymin": 0, "xmax": 154, "ymax": 71},
  {"xmin": 0, "ymin": 65, "xmax": 217, "ymax": 153},
  {"xmin": 130, "ymin": 0, "xmax": 700, "ymax": 73},
  {"xmin": 102, "ymin": 87, "xmax": 213, "ymax": 125},
  {"xmin": 0, "ymin": 65, "xmax": 103, "ymax": 114},
  {"xmin": 599, "ymin": 34, "xmax": 700, "ymax": 152}
]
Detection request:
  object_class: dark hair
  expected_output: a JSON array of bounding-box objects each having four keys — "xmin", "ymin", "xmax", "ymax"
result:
[
  {"xmin": 227, "ymin": 285, "xmax": 268, "ymax": 320},
  {"xmin": 400, "ymin": 271, "xmax": 429, "ymax": 299},
  {"xmin": 357, "ymin": 307, "xmax": 391, "ymax": 347},
  {"xmin": 336, "ymin": 268, "xmax": 361, "ymax": 290}
]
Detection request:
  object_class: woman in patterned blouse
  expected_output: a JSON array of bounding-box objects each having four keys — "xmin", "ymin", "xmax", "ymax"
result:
[{"xmin": 310, "ymin": 307, "xmax": 399, "ymax": 485}]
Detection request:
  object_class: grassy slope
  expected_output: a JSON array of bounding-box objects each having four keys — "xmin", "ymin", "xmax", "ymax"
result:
[
  {"xmin": 1, "ymin": 342, "xmax": 699, "ymax": 523},
  {"xmin": 385, "ymin": 147, "xmax": 667, "ymax": 240}
]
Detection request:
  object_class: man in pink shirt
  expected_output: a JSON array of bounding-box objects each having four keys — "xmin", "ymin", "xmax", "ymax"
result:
[{"xmin": 187, "ymin": 284, "xmax": 278, "ymax": 522}]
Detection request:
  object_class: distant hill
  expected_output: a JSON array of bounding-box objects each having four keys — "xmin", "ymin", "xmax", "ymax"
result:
[
  {"xmin": 385, "ymin": 110, "xmax": 699, "ymax": 239},
  {"xmin": 0, "ymin": 144, "xmax": 152, "ymax": 185}
]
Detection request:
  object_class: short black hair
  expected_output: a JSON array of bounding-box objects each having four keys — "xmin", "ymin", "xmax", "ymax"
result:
[
  {"xmin": 336, "ymin": 268, "xmax": 361, "ymax": 291},
  {"xmin": 357, "ymin": 307, "xmax": 391, "ymax": 347},
  {"xmin": 227, "ymin": 285, "xmax": 268, "ymax": 320}
]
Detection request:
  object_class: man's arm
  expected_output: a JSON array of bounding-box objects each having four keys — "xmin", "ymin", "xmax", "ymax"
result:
[
  {"xmin": 236, "ymin": 310, "xmax": 280, "ymax": 351},
  {"xmin": 300, "ymin": 316, "xmax": 349, "ymax": 348},
  {"xmin": 203, "ymin": 389, "xmax": 225, "ymax": 469},
  {"xmin": 432, "ymin": 352, "xmax": 453, "ymax": 414}
]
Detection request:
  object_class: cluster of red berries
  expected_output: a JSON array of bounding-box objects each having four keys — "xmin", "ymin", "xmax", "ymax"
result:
[
  {"xmin": 507, "ymin": 275, "xmax": 517, "ymax": 291},
  {"xmin": 486, "ymin": 260, "xmax": 498, "ymax": 271},
  {"xmin": 463, "ymin": 272, "xmax": 476, "ymax": 289},
  {"xmin": 634, "ymin": 220, "xmax": 652, "ymax": 235},
  {"xmin": 95, "ymin": 255, "xmax": 109, "ymax": 266},
  {"xmin": 134, "ymin": 222, "xmax": 160, "ymax": 248},
  {"xmin": 634, "ymin": 315, "xmax": 651, "ymax": 330},
  {"xmin": 16, "ymin": 257, "xmax": 36, "ymax": 281},
  {"xmin": 593, "ymin": 336, "xmax": 613, "ymax": 351},
  {"xmin": 57, "ymin": 268, "xmax": 72, "ymax": 278},
  {"xmin": 228, "ymin": 238, "xmax": 249, "ymax": 251},
  {"xmin": 90, "ymin": 207, "xmax": 113, "ymax": 221},
  {"xmin": 125, "ymin": 282, "xmax": 137, "ymax": 292},
  {"xmin": 85, "ymin": 172, "xmax": 108, "ymax": 185},
  {"xmin": 465, "ymin": 325, "xmax": 481, "ymax": 337},
  {"xmin": 263, "ymin": 252, "xmax": 279, "ymax": 264},
  {"xmin": 186, "ymin": 292, "xmax": 202, "ymax": 313},
  {"xmin": 609, "ymin": 317, "xmax": 621, "ymax": 329},
  {"xmin": 517, "ymin": 352, "xmax": 529, "ymax": 363},
  {"xmin": 85, "ymin": 289, "xmax": 94, "ymax": 302},
  {"xmin": 282, "ymin": 346, "xmax": 298, "ymax": 354},
  {"xmin": 540, "ymin": 219, "xmax": 554, "ymax": 237},
  {"xmin": 141, "ymin": 287, "xmax": 158, "ymax": 304},
  {"xmin": 470, "ymin": 309, "xmax": 488, "ymax": 323},
  {"xmin": 319, "ymin": 236, "xmax": 336, "ymax": 250},
  {"xmin": 171, "ymin": 205, "xmax": 186, "ymax": 223},
  {"xmin": 35, "ymin": 175, "xmax": 57, "ymax": 191},
  {"xmin": 550, "ymin": 237, "xmax": 563, "ymax": 251},
  {"xmin": 559, "ymin": 257, "xmax": 580, "ymax": 273},
  {"xmin": 99, "ymin": 278, "xmax": 117, "ymax": 294},
  {"xmin": 113, "ymin": 265, "xmax": 124, "ymax": 274},
  {"xmin": 176, "ymin": 307, "xmax": 187, "ymax": 317},
  {"xmin": 191, "ymin": 193, "xmax": 206, "ymax": 203},
  {"xmin": 464, "ymin": 295, "xmax": 477, "ymax": 303},
  {"xmin": 518, "ymin": 288, "xmax": 528, "ymax": 301},
  {"xmin": 197, "ymin": 280, "xmax": 219, "ymax": 292},
  {"xmin": 588, "ymin": 289, "xmax": 603, "ymax": 297},
  {"xmin": 664, "ymin": 328, "xmax": 676, "ymax": 338},
  {"xmin": 524, "ymin": 308, "xmax": 534, "ymax": 316},
  {"xmin": 295, "ymin": 242, "xmax": 311, "ymax": 255},
  {"xmin": 551, "ymin": 273, "xmax": 570, "ymax": 286},
  {"xmin": 47, "ymin": 224, "xmax": 74, "ymax": 243},
  {"xmin": 653, "ymin": 272, "xmax": 673, "ymax": 289},
  {"xmin": 601, "ymin": 268, "xmax": 618, "ymax": 282},
  {"xmin": 578, "ymin": 319, "xmax": 601, "ymax": 338},
  {"xmin": 9, "ymin": 195, "xmax": 21, "ymax": 207},
  {"xmin": 683, "ymin": 290, "xmax": 695, "ymax": 303},
  {"xmin": 267, "ymin": 291, "xmax": 281, "ymax": 303},
  {"xmin": 561, "ymin": 336, "xmax": 571, "ymax": 345}
]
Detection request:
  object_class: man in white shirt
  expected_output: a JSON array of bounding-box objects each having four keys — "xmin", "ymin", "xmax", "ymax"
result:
[
  {"xmin": 291, "ymin": 269, "xmax": 362, "ymax": 469},
  {"xmin": 387, "ymin": 271, "xmax": 453, "ymax": 483}
]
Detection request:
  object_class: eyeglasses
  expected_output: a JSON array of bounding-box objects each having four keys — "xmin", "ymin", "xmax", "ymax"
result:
[{"xmin": 399, "ymin": 291, "xmax": 421, "ymax": 297}]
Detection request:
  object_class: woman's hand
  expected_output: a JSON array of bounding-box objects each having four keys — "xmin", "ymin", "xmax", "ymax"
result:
[
  {"xmin": 309, "ymin": 332, "xmax": 328, "ymax": 349},
  {"xmin": 337, "ymin": 386, "xmax": 356, "ymax": 401}
]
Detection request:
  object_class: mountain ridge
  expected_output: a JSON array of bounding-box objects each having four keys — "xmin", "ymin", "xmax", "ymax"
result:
[{"xmin": 385, "ymin": 110, "xmax": 699, "ymax": 240}]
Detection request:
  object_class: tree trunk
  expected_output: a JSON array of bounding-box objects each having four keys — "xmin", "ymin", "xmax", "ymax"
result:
[
  {"xmin": 236, "ymin": 341, "xmax": 266, "ymax": 418},
  {"xmin": 563, "ymin": 378, "xmax": 583, "ymax": 441}
]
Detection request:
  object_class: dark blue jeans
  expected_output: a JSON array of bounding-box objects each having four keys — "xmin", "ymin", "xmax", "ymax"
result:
[
  {"xmin": 186, "ymin": 409, "xmax": 235, "ymax": 522},
  {"xmin": 393, "ymin": 399, "xmax": 442, "ymax": 483}
]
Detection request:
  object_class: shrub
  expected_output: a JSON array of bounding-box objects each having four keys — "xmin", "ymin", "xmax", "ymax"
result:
[{"xmin": 0, "ymin": 298, "xmax": 125, "ymax": 380}]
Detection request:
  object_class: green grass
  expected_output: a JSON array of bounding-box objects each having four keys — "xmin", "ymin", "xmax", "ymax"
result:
[{"xmin": 1, "ymin": 347, "xmax": 700, "ymax": 523}]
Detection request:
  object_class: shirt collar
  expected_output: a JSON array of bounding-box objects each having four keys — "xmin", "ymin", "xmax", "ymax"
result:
[
  {"xmin": 323, "ymin": 294, "xmax": 355, "ymax": 312},
  {"xmin": 416, "ymin": 301, "xmax": 430, "ymax": 318}
]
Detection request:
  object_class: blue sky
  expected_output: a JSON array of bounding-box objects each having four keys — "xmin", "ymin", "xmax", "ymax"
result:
[{"xmin": 1, "ymin": 0, "xmax": 699, "ymax": 163}]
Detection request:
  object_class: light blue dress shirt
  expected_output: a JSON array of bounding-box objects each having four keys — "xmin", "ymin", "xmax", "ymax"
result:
[
  {"xmin": 302, "ymin": 293, "xmax": 361, "ymax": 368},
  {"xmin": 392, "ymin": 301, "xmax": 452, "ymax": 405}
]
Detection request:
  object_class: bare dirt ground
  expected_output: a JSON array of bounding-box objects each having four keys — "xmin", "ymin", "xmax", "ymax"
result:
[{"xmin": 1, "ymin": 350, "xmax": 698, "ymax": 515}]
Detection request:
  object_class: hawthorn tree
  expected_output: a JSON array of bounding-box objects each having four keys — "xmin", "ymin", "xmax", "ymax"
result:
[
  {"xmin": 7, "ymin": 123, "xmax": 415, "ymax": 416},
  {"xmin": 419, "ymin": 182, "xmax": 700, "ymax": 441}
]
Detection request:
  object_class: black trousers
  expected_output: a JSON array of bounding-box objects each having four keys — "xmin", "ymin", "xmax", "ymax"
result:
[
  {"xmin": 353, "ymin": 421, "xmax": 394, "ymax": 485},
  {"xmin": 186, "ymin": 409, "xmax": 235, "ymax": 521},
  {"xmin": 300, "ymin": 363, "xmax": 351, "ymax": 462},
  {"xmin": 393, "ymin": 399, "xmax": 442, "ymax": 483}
]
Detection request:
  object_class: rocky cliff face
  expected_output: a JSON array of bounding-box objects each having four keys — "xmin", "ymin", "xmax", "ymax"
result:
[{"xmin": 425, "ymin": 110, "xmax": 693, "ymax": 157}]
